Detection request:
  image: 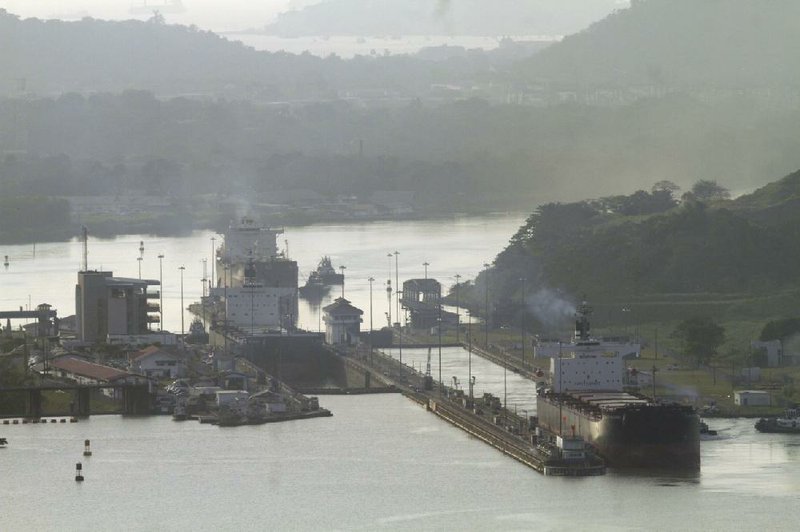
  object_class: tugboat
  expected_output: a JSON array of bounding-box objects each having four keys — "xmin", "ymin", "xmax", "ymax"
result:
[
  {"xmin": 299, "ymin": 271, "xmax": 330, "ymax": 298},
  {"xmin": 755, "ymin": 407, "xmax": 800, "ymax": 433},
  {"xmin": 313, "ymin": 256, "xmax": 344, "ymax": 284},
  {"xmin": 172, "ymin": 397, "xmax": 188, "ymax": 421}
]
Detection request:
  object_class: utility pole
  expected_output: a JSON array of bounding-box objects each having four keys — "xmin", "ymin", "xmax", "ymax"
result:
[
  {"xmin": 157, "ymin": 254, "xmax": 164, "ymax": 331},
  {"xmin": 368, "ymin": 277, "xmax": 374, "ymax": 365},
  {"xmin": 210, "ymin": 236, "xmax": 216, "ymax": 287},
  {"xmin": 454, "ymin": 274, "xmax": 461, "ymax": 343},
  {"xmin": 179, "ymin": 266, "xmax": 185, "ymax": 338},
  {"xmin": 483, "ymin": 263, "xmax": 490, "ymax": 347},
  {"xmin": 520, "ymin": 276, "xmax": 526, "ymax": 368}
]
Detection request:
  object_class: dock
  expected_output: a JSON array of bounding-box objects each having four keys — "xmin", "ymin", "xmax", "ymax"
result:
[{"xmin": 332, "ymin": 346, "xmax": 605, "ymax": 476}]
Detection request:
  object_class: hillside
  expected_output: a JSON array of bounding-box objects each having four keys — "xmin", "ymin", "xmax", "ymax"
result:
[
  {"xmin": 466, "ymin": 170, "xmax": 800, "ymax": 329},
  {"xmin": 263, "ymin": 0, "xmax": 622, "ymax": 37},
  {"xmin": 0, "ymin": 10, "xmax": 490, "ymax": 99},
  {"xmin": 518, "ymin": 0, "xmax": 800, "ymax": 88}
]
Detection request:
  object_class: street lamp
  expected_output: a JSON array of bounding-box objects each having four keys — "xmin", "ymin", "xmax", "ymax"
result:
[
  {"xmin": 483, "ymin": 263, "xmax": 490, "ymax": 347},
  {"xmin": 467, "ymin": 309, "xmax": 472, "ymax": 399},
  {"xmin": 386, "ymin": 253, "xmax": 393, "ymax": 325},
  {"xmin": 454, "ymin": 274, "xmax": 461, "ymax": 343},
  {"xmin": 393, "ymin": 251, "xmax": 400, "ymax": 323},
  {"xmin": 520, "ymin": 277, "xmax": 527, "ymax": 368},
  {"xmin": 179, "ymin": 266, "xmax": 185, "ymax": 338},
  {"xmin": 210, "ymin": 236, "xmax": 216, "ymax": 288},
  {"xmin": 423, "ymin": 261, "xmax": 429, "ymax": 280},
  {"xmin": 438, "ymin": 281, "xmax": 442, "ymax": 392},
  {"xmin": 368, "ymin": 277, "xmax": 374, "ymax": 364},
  {"xmin": 339, "ymin": 265, "xmax": 346, "ymax": 298},
  {"xmin": 157, "ymin": 254, "xmax": 164, "ymax": 331},
  {"xmin": 137, "ymin": 257, "xmax": 142, "ymax": 279}
]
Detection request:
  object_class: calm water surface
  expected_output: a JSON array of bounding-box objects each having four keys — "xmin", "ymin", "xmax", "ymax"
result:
[
  {"xmin": 2, "ymin": 397, "xmax": 800, "ymax": 531},
  {"xmin": 3, "ymin": 215, "xmax": 800, "ymax": 530},
  {"xmin": 0, "ymin": 214, "xmax": 524, "ymax": 333}
]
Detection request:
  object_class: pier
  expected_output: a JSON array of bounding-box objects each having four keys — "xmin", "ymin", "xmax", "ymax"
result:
[{"xmin": 329, "ymin": 345, "xmax": 604, "ymax": 476}]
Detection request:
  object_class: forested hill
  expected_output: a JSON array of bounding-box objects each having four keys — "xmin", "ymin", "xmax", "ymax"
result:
[
  {"xmin": 0, "ymin": 10, "xmax": 485, "ymax": 99},
  {"xmin": 479, "ymin": 171, "xmax": 800, "ymax": 314},
  {"xmin": 517, "ymin": 0, "xmax": 800, "ymax": 88},
  {"xmin": 263, "ymin": 0, "xmax": 621, "ymax": 37}
]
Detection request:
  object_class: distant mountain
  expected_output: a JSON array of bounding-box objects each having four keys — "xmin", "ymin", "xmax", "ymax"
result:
[
  {"xmin": 263, "ymin": 0, "xmax": 623, "ymax": 37},
  {"xmin": 518, "ymin": 0, "xmax": 800, "ymax": 87},
  {"xmin": 0, "ymin": 10, "xmax": 535, "ymax": 99}
]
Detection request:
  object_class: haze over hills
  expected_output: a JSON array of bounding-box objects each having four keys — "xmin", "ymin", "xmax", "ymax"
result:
[
  {"xmin": 461, "ymin": 168, "xmax": 800, "ymax": 331},
  {"xmin": 518, "ymin": 0, "xmax": 800, "ymax": 88},
  {"xmin": 262, "ymin": 0, "xmax": 625, "ymax": 37}
]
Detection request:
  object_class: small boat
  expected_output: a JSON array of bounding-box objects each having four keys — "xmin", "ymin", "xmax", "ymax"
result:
[
  {"xmin": 700, "ymin": 421, "xmax": 718, "ymax": 438},
  {"xmin": 299, "ymin": 271, "xmax": 330, "ymax": 297},
  {"xmin": 172, "ymin": 398, "xmax": 188, "ymax": 421},
  {"xmin": 0, "ymin": 437, "xmax": 8, "ymax": 447},
  {"xmin": 313, "ymin": 256, "xmax": 344, "ymax": 285},
  {"xmin": 755, "ymin": 407, "xmax": 800, "ymax": 433}
]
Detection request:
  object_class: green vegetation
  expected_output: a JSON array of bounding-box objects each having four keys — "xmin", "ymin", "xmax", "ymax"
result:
[{"xmin": 519, "ymin": 0, "xmax": 800, "ymax": 88}]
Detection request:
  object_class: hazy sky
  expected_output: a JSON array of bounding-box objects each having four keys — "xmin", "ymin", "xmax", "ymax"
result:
[{"xmin": 0, "ymin": 0, "xmax": 303, "ymax": 32}]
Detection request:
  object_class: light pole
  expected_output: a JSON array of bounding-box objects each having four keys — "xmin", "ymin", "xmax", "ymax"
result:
[
  {"xmin": 393, "ymin": 251, "xmax": 400, "ymax": 323},
  {"xmin": 386, "ymin": 253, "xmax": 393, "ymax": 323},
  {"xmin": 157, "ymin": 254, "xmax": 164, "ymax": 331},
  {"xmin": 210, "ymin": 236, "xmax": 216, "ymax": 288},
  {"xmin": 368, "ymin": 277, "xmax": 374, "ymax": 364},
  {"xmin": 339, "ymin": 265, "xmax": 346, "ymax": 298},
  {"xmin": 454, "ymin": 274, "xmax": 461, "ymax": 343},
  {"xmin": 467, "ymin": 309, "xmax": 472, "ymax": 399},
  {"xmin": 438, "ymin": 281, "xmax": 442, "ymax": 392},
  {"xmin": 520, "ymin": 277, "xmax": 527, "ymax": 368},
  {"xmin": 223, "ymin": 265, "xmax": 229, "ymax": 355},
  {"xmin": 423, "ymin": 261, "xmax": 429, "ymax": 280},
  {"xmin": 483, "ymin": 263, "xmax": 490, "ymax": 347},
  {"xmin": 137, "ymin": 257, "xmax": 142, "ymax": 279},
  {"xmin": 179, "ymin": 266, "xmax": 186, "ymax": 338}
]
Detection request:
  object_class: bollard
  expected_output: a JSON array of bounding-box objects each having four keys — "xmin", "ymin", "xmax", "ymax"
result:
[
  {"xmin": 50, "ymin": 419, "xmax": 57, "ymax": 423},
  {"xmin": 75, "ymin": 462, "xmax": 84, "ymax": 482},
  {"xmin": 60, "ymin": 419, "xmax": 66, "ymax": 423},
  {"xmin": 83, "ymin": 439, "xmax": 92, "ymax": 457}
]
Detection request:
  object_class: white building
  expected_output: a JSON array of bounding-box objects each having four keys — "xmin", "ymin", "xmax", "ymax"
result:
[
  {"xmin": 322, "ymin": 297, "xmax": 363, "ymax": 346},
  {"xmin": 734, "ymin": 390, "xmax": 771, "ymax": 407},
  {"xmin": 130, "ymin": 346, "xmax": 186, "ymax": 379},
  {"xmin": 750, "ymin": 340, "xmax": 783, "ymax": 368},
  {"xmin": 216, "ymin": 390, "xmax": 250, "ymax": 408}
]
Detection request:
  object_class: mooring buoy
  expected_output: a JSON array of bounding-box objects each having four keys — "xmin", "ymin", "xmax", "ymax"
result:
[{"xmin": 75, "ymin": 462, "xmax": 84, "ymax": 482}]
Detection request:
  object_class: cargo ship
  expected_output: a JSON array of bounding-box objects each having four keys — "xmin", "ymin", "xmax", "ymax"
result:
[{"xmin": 535, "ymin": 301, "xmax": 700, "ymax": 470}]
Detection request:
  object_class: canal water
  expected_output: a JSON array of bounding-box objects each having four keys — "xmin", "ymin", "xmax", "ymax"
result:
[
  {"xmin": 3, "ymin": 214, "xmax": 800, "ymax": 529},
  {"xmin": 0, "ymin": 213, "xmax": 524, "ymax": 334},
  {"xmin": 2, "ymin": 398, "xmax": 800, "ymax": 531}
]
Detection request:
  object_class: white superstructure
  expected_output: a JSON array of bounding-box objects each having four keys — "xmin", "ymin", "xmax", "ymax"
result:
[
  {"xmin": 547, "ymin": 301, "xmax": 627, "ymax": 393},
  {"xmin": 219, "ymin": 217, "xmax": 283, "ymax": 263}
]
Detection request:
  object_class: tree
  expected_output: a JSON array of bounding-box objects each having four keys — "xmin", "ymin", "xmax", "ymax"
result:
[
  {"xmin": 651, "ymin": 180, "xmax": 681, "ymax": 198},
  {"xmin": 671, "ymin": 316, "xmax": 725, "ymax": 367},
  {"xmin": 759, "ymin": 318, "xmax": 800, "ymax": 342},
  {"xmin": 691, "ymin": 180, "xmax": 730, "ymax": 202}
]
